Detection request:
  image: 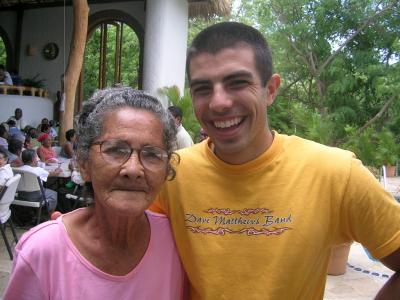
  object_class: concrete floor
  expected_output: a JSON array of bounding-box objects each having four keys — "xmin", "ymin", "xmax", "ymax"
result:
[{"xmin": 1, "ymin": 177, "xmax": 399, "ymax": 299}]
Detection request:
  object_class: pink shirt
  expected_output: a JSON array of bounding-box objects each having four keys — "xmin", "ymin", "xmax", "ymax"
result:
[
  {"xmin": 4, "ymin": 210, "xmax": 186, "ymax": 300},
  {"xmin": 37, "ymin": 146, "xmax": 57, "ymax": 162}
]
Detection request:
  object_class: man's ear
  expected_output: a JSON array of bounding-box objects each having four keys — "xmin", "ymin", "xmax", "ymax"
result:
[
  {"xmin": 266, "ymin": 74, "xmax": 281, "ymax": 107},
  {"xmin": 78, "ymin": 160, "xmax": 91, "ymax": 182}
]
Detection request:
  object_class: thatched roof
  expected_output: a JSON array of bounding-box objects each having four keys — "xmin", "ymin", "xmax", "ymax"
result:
[
  {"xmin": 189, "ymin": 0, "xmax": 232, "ymax": 19},
  {"xmin": 0, "ymin": 0, "xmax": 232, "ymax": 18}
]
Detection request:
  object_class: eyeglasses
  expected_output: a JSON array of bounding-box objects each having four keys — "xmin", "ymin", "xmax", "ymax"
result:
[{"xmin": 91, "ymin": 139, "xmax": 168, "ymax": 172}]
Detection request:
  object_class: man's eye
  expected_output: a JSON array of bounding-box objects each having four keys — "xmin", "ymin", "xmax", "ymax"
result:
[
  {"xmin": 228, "ymin": 80, "xmax": 249, "ymax": 89},
  {"xmin": 192, "ymin": 86, "xmax": 212, "ymax": 96}
]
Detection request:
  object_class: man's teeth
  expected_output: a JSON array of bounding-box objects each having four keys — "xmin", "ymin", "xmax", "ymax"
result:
[{"xmin": 214, "ymin": 117, "xmax": 242, "ymax": 128}]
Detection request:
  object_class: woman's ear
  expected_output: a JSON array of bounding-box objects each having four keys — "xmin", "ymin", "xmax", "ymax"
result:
[{"xmin": 78, "ymin": 160, "xmax": 91, "ymax": 182}]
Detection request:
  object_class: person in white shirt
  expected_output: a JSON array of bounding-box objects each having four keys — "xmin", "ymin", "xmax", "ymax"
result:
[
  {"xmin": 8, "ymin": 108, "xmax": 27, "ymax": 130},
  {"xmin": 0, "ymin": 148, "xmax": 13, "ymax": 193},
  {"xmin": 168, "ymin": 106, "xmax": 194, "ymax": 150},
  {"xmin": 0, "ymin": 125, "xmax": 9, "ymax": 149},
  {"xmin": 16, "ymin": 149, "xmax": 61, "ymax": 214},
  {"xmin": 0, "ymin": 64, "xmax": 13, "ymax": 85}
]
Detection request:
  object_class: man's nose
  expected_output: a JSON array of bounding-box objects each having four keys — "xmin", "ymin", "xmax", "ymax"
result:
[{"xmin": 209, "ymin": 84, "xmax": 232, "ymax": 112}]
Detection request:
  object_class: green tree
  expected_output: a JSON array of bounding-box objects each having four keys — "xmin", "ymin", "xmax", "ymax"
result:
[
  {"xmin": 0, "ymin": 36, "xmax": 6, "ymax": 65},
  {"xmin": 232, "ymin": 0, "xmax": 400, "ymax": 165}
]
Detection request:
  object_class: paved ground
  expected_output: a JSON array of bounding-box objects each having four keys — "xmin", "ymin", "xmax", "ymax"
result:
[{"xmin": 1, "ymin": 177, "xmax": 399, "ymax": 299}]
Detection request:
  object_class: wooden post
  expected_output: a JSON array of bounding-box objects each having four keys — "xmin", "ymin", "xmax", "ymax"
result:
[{"xmin": 60, "ymin": 0, "xmax": 89, "ymax": 145}]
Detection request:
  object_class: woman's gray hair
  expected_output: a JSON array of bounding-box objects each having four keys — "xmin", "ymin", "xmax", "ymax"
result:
[{"xmin": 76, "ymin": 87, "xmax": 178, "ymax": 179}]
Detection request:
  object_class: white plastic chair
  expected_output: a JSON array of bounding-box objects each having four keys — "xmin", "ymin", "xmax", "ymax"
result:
[
  {"xmin": 12, "ymin": 168, "xmax": 47, "ymax": 225},
  {"xmin": 0, "ymin": 174, "xmax": 21, "ymax": 260}
]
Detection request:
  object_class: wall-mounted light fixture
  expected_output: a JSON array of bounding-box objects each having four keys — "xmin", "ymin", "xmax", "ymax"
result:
[{"xmin": 26, "ymin": 44, "xmax": 37, "ymax": 56}]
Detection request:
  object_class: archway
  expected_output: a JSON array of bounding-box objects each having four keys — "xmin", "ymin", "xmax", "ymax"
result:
[{"xmin": 77, "ymin": 10, "xmax": 144, "ymax": 111}]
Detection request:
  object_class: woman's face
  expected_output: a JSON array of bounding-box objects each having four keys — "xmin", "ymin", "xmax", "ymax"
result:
[
  {"xmin": 24, "ymin": 139, "xmax": 33, "ymax": 149},
  {"xmin": 80, "ymin": 107, "xmax": 168, "ymax": 217},
  {"xmin": 43, "ymin": 137, "xmax": 52, "ymax": 147}
]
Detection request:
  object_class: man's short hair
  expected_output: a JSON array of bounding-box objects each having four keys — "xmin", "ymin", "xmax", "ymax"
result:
[
  {"xmin": 8, "ymin": 138, "xmax": 23, "ymax": 154},
  {"xmin": 168, "ymin": 106, "xmax": 183, "ymax": 119},
  {"xmin": 21, "ymin": 149, "xmax": 36, "ymax": 164},
  {"xmin": 186, "ymin": 22, "xmax": 273, "ymax": 87}
]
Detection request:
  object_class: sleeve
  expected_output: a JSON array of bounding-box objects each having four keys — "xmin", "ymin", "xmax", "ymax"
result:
[
  {"xmin": 339, "ymin": 158, "xmax": 400, "ymax": 259},
  {"xmin": 4, "ymin": 72, "xmax": 13, "ymax": 85},
  {"xmin": 0, "ymin": 168, "xmax": 8, "ymax": 186},
  {"xmin": 37, "ymin": 168, "xmax": 49, "ymax": 182},
  {"xmin": 3, "ymin": 251, "xmax": 47, "ymax": 300}
]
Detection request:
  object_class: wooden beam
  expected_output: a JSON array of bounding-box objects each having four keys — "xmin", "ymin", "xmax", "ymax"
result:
[{"xmin": 60, "ymin": 0, "xmax": 89, "ymax": 145}]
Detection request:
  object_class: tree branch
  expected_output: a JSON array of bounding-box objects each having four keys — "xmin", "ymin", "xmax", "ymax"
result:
[
  {"xmin": 357, "ymin": 95, "xmax": 396, "ymax": 134},
  {"xmin": 317, "ymin": 3, "xmax": 395, "ymax": 75}
]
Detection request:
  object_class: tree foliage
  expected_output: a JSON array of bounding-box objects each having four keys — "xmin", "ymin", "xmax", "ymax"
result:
[
  {"xmin": 83, "ymin": 22, "xmax": 140, "ymax": 100},
  {"xmin": 233, "ymin": 0, "xmax": 400, "ymax": 166},
  {"xmin": 0, "ymin": 36, "xmax": 6, "ymax": 66}
]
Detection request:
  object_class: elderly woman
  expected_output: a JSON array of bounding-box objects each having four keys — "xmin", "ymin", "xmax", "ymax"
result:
[
  {"xmin": 36, "ymin": 133, "xmax": 58, "ymax": 163},
  {"xmin": 4, "ymin": 88, "xmax": 186, "ymax": 299}
]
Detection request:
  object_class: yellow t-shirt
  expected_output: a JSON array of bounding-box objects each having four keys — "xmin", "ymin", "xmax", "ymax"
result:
[{"xmin": 156, "ymin": 132, "xmax": 400, "ymax": 300}]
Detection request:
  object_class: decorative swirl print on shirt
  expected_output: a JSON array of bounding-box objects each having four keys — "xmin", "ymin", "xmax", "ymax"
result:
[{"xmin": 185, "ymin": 207, "xmax": 293, "ymax": 237}]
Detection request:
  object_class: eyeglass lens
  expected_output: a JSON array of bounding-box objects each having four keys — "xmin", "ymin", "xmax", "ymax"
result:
[{"xmin": 100, "ymin": 140, "xmax": 168, "ymax": 171}]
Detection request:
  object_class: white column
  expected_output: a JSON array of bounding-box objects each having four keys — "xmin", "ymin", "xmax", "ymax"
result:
[{"xmin": 143, "ymin": 0, "xmax": 188, "ymax": 106}]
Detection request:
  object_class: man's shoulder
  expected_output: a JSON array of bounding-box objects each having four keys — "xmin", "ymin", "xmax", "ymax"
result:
[{"xmin": 282, "ymin": 134, "xmax": 354, "ymax": 158}]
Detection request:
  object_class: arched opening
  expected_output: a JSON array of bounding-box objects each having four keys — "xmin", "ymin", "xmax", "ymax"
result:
[
  {"xmin": 0, "ymin": 26, "xmax": 13, "ymax": 69},
  {"xmin": 0, "ymin": 36, "xmax": 6, "ymax": 65},
  {"xmin": 77, "ymin": 10, "xmax": 144, "ymax": 112}
]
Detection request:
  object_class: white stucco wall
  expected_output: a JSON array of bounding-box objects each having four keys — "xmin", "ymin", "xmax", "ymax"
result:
[
  {"xmin": 0, "ymin": 95, "xmax": 54, "ymax": 127},
  {"xmin": 0, "ymin": 1, "xmax": 146, "ymax": 99},
  {"xmin": 0, "ymin": 0, "xmax": 189, "ymax": 109}
]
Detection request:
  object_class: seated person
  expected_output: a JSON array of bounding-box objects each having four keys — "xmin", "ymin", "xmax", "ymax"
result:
[
  {"xmin": 8, "ymin": 108, "xmax": 26, "ymax": 130},
  {"xmin": 0, "ymin": 64, "xmax": 13, "ymax": 85},
  {"xmin": 37, "ymin": 133, "xmax": 58, "ymax": 163},
  {"xmin": 0, "ymin": 125, "xmax": 9, "ymax": 149},
  {"xmin": 8, "ymin": 138, "xmax": 23, "ymax": 167},
  {"xmin": 26, "ymin": 127, "xmax": 41, "ymax": 148},
  {"xmin": 60, "ymin": 129, "xmax": 76, "ymax": 158},
  {"xmin": 48, "ymin": 120, "xmax": 58, "ymax": 140},
  {"xmin": 23, "ymin": 135, "xmax": 33, "ymax": 150},
  {"xmin": 0, "ymin": 148, "xmax": 13, "ymax": 193},
  {"xmin": 37, "ymin": 118, "xmax": 49, "ymax": 132},
  {"xmin": 16, "ymin": 149, "xmax": 61, "ymax": 214},
  {"xmin": 7, "ymin": 119, "xmax": 22, "ymax": 137}
]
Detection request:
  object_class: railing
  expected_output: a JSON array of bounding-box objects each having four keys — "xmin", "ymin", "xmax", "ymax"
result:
[{"xmin": 0, "ymin": 85, "xmax": 48, "ymax": 97}]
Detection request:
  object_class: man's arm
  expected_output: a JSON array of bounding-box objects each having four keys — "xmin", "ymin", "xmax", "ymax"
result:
[{"xmin": 375, "ymin": 247, "xmax": 400, "ymax": 299}]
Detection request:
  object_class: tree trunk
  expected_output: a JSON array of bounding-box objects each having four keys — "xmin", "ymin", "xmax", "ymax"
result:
[{"xmin": 59, "ymin": 0, "xmax": 89, "ymax": 145}]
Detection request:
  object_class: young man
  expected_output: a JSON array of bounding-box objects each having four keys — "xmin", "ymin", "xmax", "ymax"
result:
[
  {"xmin": 152, "ymin": 22, "xmax": 400, "ymax": 299},
  {"xmin": 168, "ymin": 106, "xmax": 194, "ymax": 149}
]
